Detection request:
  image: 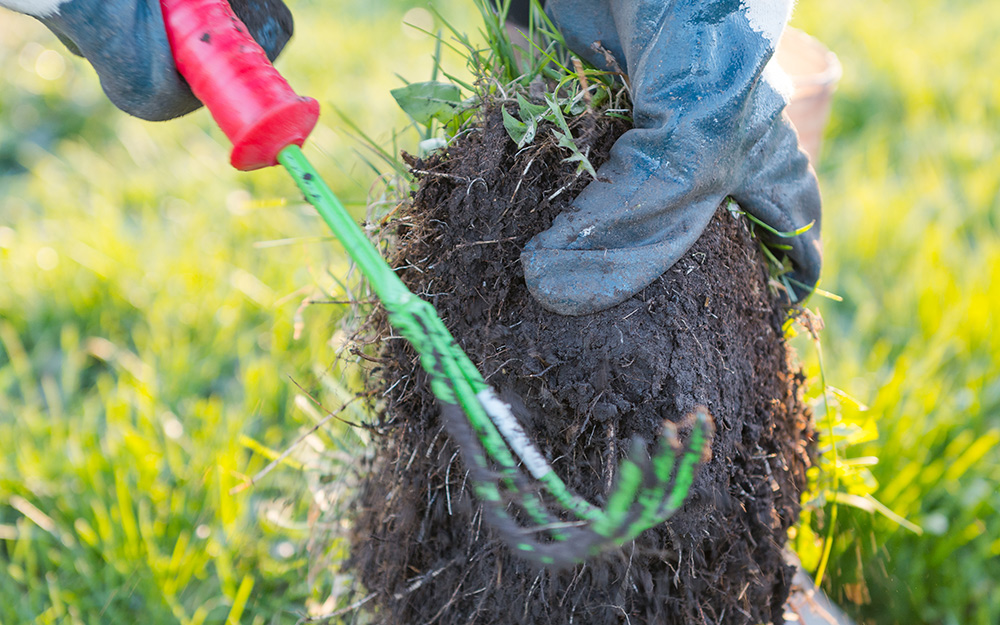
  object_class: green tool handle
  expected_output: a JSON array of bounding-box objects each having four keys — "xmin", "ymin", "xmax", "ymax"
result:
[{"xmin": 277, "ymin": 147, "xmax": 412, "ymax": 305}]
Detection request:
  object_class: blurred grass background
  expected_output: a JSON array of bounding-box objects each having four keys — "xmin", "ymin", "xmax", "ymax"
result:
[
  {"xmin": 790, "ymin": 1, "xmax": 1000, "ymax": 624},
  {"xmin": 0, "ymin": 0, "xmax": 996, "ymax": 624}
]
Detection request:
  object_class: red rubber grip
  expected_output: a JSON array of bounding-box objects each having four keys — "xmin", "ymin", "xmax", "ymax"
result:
[{"xmin": 160, "ymin": 0, "xmax": 319, "ymax": 171}]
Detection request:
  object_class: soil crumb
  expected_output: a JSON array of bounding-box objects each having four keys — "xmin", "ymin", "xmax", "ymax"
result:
[{"xmin": 349, "ymin": 105, "xmax": 814, "ymax": 625}]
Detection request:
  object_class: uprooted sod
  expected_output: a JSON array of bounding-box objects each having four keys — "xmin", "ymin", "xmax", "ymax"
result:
[{"xmin": 350, "ymin": 105, "xmax": 814, "ymax": 625}]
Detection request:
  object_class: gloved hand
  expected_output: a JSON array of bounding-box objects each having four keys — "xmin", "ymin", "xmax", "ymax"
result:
[
  {"xmin": 0, "ymin": 0, "xmax": 293, "ymax": 121},
  {"xmin": 522, "ymin": 0, "xmax": 823, "ymax": 315}
]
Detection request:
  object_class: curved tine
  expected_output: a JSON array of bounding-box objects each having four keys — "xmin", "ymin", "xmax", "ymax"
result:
[
  {"xmin": 398, "ymin": 308, "xmax": 559, "ymax": 534},
  {"xmin": 470, "ymin": 464, "xmax": 608, "ymax": 566},
  {"xmin": 439, "ymin": 401, "xmax": 599, "ymax": 563},
  {"xmin": 473, "ymin": 387, "xmax": 717, "ymax": 540},
  {"xmin": 653, "ymin": 408, "xmax": 714, "ymax": 520},
  {"xmin": 440, "ymin": 400, "xmax": 716, "ymax": 565},
  {"xmin": 602, "ymin": 407, "xmax": 716, "ymax": 545},
  {"xmin": 521, "ymin": 408, "xmax": 715, "ymax": 556},
  {"xmin": 526, "ymin": 409, "xmax": 714, "ymax": 564},
  {"xmin": 394, "ymin": 300, "xmax": 588, "ymax": 546},
  {"xmin": 475, "ymin": 386, "xmax": 604, "ymax": 523},
  {"xmin": 604, "ymin": 437, "xmax": 674, "ymax": 544}
]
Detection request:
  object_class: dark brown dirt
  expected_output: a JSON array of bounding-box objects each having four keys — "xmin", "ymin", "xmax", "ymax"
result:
[{"xmin": 349, "ymin": 105, "xmax": 814, "ymax": 625}]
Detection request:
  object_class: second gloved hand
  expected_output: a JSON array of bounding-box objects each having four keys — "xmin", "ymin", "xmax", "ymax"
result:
[
  {"xmin": 1, "ymin": 0, "xmax": 293, "ymax": 121},
  {"xmin": 522, "ymin": 0, "xmax": 823, "ymax": 315}
]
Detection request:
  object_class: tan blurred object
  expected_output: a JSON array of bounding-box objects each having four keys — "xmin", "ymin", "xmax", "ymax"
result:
[
  {"xmin": 775, "ymin": 27, "xmax": 843, "ymax": 165},
  {"xmin": 783, "ymin": 550, "xmax": 857, "ymax": 625}
]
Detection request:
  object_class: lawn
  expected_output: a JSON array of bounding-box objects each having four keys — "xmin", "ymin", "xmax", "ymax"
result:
[
  {"xmin": 1, "ymin": 1, "xmax": 997, "ymax": 624},
  {"xmin": 0, "ymin": 1, "xmax": 473, "ymax": 622},
  {"xmin": 790, "ymin": 1, "xmax": 1000, "ymax": 623}
]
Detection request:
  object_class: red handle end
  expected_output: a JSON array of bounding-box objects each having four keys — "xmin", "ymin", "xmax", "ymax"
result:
[{"xmin": 161, "ymin": 0, "xmax": 319, "ymax": 171}]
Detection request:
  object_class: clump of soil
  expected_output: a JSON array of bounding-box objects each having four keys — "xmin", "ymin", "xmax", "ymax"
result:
[{"xmin": 349, "ymin": 105, "xmax": 814, "ymax": 624}]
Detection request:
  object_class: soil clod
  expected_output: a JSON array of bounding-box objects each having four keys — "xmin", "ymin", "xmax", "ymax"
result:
[{"xmin": 350, "ymin": 106, "xmax": 813, "ymax": 625}]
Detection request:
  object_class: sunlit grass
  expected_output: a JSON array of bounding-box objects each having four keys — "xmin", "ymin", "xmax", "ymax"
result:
[
  {"xmin": 0, "ymin": 2, "xmax": 473, "ymax": 622},
  {"xmin": 791, "ymin": 1, "xmax": 1000, "ymax": 623}
]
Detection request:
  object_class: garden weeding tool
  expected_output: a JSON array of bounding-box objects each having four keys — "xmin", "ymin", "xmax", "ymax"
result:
[{"xmin": 160, "ymin": 0, "xmax": 714, "ymax": 565}]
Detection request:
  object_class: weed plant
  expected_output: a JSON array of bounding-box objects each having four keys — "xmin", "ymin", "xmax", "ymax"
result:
[{"xmin": 362, "ymin": 2, "xmax": 1000, "ymax": 623}]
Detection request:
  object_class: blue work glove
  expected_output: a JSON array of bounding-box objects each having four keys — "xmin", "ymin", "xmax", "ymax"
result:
[
  {"xmin": 0, "ymin": 0, "xmax": 293, "ymax": 121},
  {"xmin": 522, "ymin": 0, "xmax": 823, "ymax": 315}
]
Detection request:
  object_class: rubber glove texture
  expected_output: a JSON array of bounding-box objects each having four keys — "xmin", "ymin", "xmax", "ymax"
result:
[
  {"xmin": 522, "ymin": 0, "xmax": 822, "ymax": 315},
  {"xmin": 0, "ymin": 0, "xmax": 293, "ymax": 121}
]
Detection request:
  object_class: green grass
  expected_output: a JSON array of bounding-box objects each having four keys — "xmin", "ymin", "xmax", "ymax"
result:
[
  {"xmin": 791, "ymin": 1, "xmax": 1000, "ymax": 623},
  {"xmin": 1, "ymin": 0, "xmax": 998, "ymax": 624},
  {"xmin": 0, "ymin": 2, "xmax": 472, "ymax": 622}
]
